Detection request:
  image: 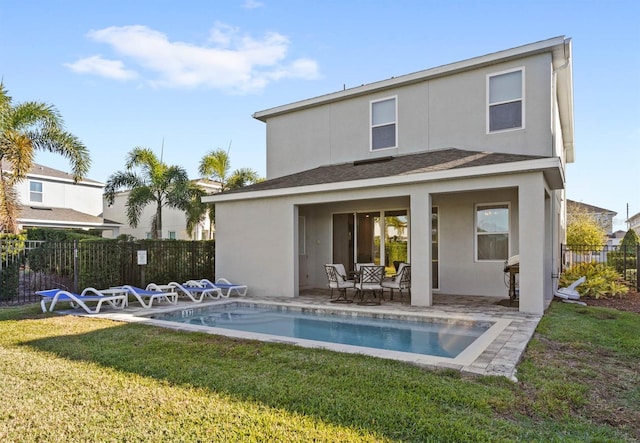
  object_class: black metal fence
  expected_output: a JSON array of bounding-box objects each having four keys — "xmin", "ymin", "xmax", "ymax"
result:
[
  {"xmin": 561, "ymin": 244, "xmax": 639, "ymax": 291},
  {"xmin": 0, "ymin": 239, "xmax": 215, "ymax": 306}
]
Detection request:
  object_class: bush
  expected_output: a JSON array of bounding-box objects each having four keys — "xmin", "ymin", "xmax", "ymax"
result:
[{"xmin": 560, "ymin": 262, "xmax": 629, "ymax": 299}]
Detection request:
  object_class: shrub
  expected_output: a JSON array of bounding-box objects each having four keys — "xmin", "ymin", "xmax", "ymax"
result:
[{"xmin": 560, "ymin": 262, "xmax": 628, "ymax": 299}]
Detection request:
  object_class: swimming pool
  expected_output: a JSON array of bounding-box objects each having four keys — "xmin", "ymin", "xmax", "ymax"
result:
[{"xmin": 149, "ymin": 301, "xmax": 508, "ymax": 363}]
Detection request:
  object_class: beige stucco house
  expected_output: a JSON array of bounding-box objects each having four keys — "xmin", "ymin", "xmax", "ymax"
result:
[
  {"xmin": 102, "ymin": 179, "xmax": 220, "ymax": 240},
  {"xmin": 204, "ymin": 36, "xmax": 575, "ymax": 315},
  {"xmin": 9, "ymin": 162, "xmax": 121, "ymax": 233}
]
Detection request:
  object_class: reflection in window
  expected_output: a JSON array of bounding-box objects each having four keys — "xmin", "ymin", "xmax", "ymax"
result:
[{"xmin": 476, "ymin": 204, "xmax": 509, "ymax": 260}]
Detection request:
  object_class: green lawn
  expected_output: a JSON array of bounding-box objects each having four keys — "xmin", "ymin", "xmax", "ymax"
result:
[{"xmin": 0, "ymin": 302, "xmax": 638, "ymax": 442}]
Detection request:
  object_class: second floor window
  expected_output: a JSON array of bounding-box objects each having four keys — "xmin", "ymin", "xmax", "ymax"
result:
[
  {"xmin": 488, "ymin": 68, "xmax": 523, "ymax": 132},
  {"xmin": 30, "ymin": 181, "xmax": 43, "ymax": 203},
  {"xmin": 371, "ymin": 97, "xmax": 397, "ymax": 150}
]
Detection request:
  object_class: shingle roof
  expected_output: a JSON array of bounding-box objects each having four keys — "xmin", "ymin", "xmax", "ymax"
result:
[
  {"xmin": 224, "ymin": 148, "xmax": 545, "ymax": 194},
  {"xmin": 18, "ymin": 205, "xmax": 119, "ymax": 226},
  {"xmin": 567, "ymin": 200, "xmax": 616, "ymax": 215},
  {"xmin": 1, "ymin": 161, "xmax": 103, "ymax": 185}
]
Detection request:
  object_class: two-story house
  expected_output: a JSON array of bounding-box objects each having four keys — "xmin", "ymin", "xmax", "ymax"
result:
[
  {"xmin": 204, "ymin": 36, "xmax": 574, "ymax": 315},
  {"xmin": 567, "ymin": 199, "xmax": 616, "ymax": 235},
  {"xmin": 102, "ymin": 179, "xmax": 220, "ymax": 240},
  {"xmin": 9, "ymin": 162, "xmax": 121, "ymax": 233}
]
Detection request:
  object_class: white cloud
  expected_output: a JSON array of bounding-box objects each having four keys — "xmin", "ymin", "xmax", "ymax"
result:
[
  {"xmin": 66, "ymin": 23, "xmax": 318, "ymax": 93},
  {"xmin": 242, "ymin": 0, "xmax": 264, "ymax": 9},
  {"xmin": 64, "ymin": 55, "xmax": 138, "ymax": 81}
]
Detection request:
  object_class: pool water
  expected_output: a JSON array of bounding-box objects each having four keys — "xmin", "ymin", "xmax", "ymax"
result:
[{"xmin": 152, "ymin": 303, "xmax": 490, "ymax": 358}]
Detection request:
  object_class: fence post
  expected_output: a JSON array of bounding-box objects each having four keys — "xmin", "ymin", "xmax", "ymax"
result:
[{"xmin": 73, "ymin": 240, "xmax": 79, "ymax": 292}]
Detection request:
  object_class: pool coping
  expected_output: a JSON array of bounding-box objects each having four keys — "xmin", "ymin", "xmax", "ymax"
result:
[{"xmin": 85, "ymin": 295, "xmax": 541, "ymax": 381}]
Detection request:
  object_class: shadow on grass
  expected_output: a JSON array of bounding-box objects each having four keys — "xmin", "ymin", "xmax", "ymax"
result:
[{"xmin": 19, "ymin": 317, "xmax": 526, "ymax": 442}]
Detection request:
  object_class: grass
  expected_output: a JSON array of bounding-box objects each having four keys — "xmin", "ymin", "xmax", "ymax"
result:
[{"xmin": 0, "ymin": 302, "xmax": 638, "ymax": 442}]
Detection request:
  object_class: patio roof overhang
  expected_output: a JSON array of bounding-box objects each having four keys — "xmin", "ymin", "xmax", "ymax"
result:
[{"xmin": 204, "ymin": 154, "xmax": 564, "ymax": 204}]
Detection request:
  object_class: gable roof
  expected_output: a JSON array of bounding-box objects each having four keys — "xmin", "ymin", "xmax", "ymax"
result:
[
  {"xmin": 1, "ymin": 160, "xmax": 103, "ymax": 186},
  {"xmin": 567, "ymin": 199, "xmax": 616, "ymax": 216},
  {"xmin": 204, "ymin": 148, "xmax": 563, "ymax": 203}
]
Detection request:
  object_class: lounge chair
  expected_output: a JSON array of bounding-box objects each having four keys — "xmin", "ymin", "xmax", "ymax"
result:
[
  {"xmin": 200, "ymin": 278, "xmax": 248, "ymax": 297},
  {"xmin": 555, "ymin": 276, "xmax": 586, "ymax": 305},
  {"xmin": 163, "ymin": 281, "xmax": 222, "ymax": 302},
  {"xmin": 324, "ymin": 264, "xmax": 355, "ymax": 303},
  {"xmin": 381, "ymin": 263, "xmax": 411, "ymax": 302},
  {"xmin": 113, "ymin": 285, "xmax": 178, "ymax": 308},
  {"xmin": 36, "ymin": 288, "xmax": 128, "ymax": 314}
]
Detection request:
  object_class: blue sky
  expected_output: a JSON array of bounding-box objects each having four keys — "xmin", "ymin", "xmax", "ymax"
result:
[{"xmin": 1, "ymin": 0, "xmax": 639, "ymax": 229}]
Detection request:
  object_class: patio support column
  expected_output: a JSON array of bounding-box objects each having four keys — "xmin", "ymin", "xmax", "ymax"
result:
[
  {"xmin": 518, "ymin": 174, "xmax": 546, "ymax": 314},
  {"xmin": 410, "ymin": 191, "xmax": 432, "ymax": 307}
]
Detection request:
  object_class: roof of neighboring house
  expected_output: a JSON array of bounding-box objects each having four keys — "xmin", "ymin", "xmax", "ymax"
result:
[
  {"xmin": 219, "ymin": 148, "xmax": 546, "ymax": 195},
  {"xmin": 1, "ymin": 160, "xmax": 103, "ymax": 186},
  {"xmin": 18, "ymin": 205, "xmax": 121, "ymax": 228},
  {"xmin": 627, "ymin": 211, "xmax": 640, "ymax": 223},
  {"xmin": 567, "ymin": 200, "xmax": 617, "ymax": 215}
]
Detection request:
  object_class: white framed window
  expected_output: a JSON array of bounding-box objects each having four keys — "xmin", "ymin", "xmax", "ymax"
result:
[
  {"xmin": 370, "ymin": 96, "xmax": 397, "ymax": 150},
  {"xmin": 475, "ymin": 203, "xmax": 509, "ymax": 261},
  {"xmin": 487, "ymin": 68, "xmax": 524, "ymax": 133},
  {"xmin": 298, "ymin": 216, "xmax": 306, "ymax": 255},
  {"xmin": 145, "ymin": 232, "xmax": 152, "ymax": 239},
  {"xmin": 29, "ymin": 181, "xmax": 43, "ymax": 203},
  {"xmin": 168, "ymin": 231, "xmax": 176, "ymax": 240}
]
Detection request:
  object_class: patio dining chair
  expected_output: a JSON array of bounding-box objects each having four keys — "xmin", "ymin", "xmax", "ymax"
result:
[
  {"xmin": 355, "ymin": 265, "xmax": 385, "ymax": 305},
  {"xmin": 381, "ymin": 263, "xmax": 411, "ymax": 303},
  {"xmin": 324, "ymin": 264, "xmax": 355, "ymax": 303}
]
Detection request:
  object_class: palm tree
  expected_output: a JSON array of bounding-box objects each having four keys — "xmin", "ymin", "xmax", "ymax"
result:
[
  {"xmin": 0, "ymin": 83, "xmax": 90, "ymax": 233},
  {"xmin": 198, "ymin": 148, "xmax": 262, "ymax": 235},
  {"xmin": 198, "ymin": 149, "xmax": 261, "ymax": 192},
  {"xmin": 104, "ymin": 147, "xmax": 200, "ymax": 239}
]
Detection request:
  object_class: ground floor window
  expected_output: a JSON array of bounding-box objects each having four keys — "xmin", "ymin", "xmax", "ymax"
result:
[{"xmin": 476, "ymin": 203, "xmax": 509, "ymax": 261}]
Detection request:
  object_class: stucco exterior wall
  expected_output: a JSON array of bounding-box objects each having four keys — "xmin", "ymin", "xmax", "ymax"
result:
[
  {"xmin": 265, "ymin": 53, "xmax": 553, "ymax": 179},
  {"xmin": 215, "ymin": 171, "xmax": 554, "ymax": 314},
  {"xmin": 103, "ymin": 193, "xmax": 212, "ymax": 240},
  {"xmin": 17, "ymin": 178, "xmax": 104, "ymax": 216}
]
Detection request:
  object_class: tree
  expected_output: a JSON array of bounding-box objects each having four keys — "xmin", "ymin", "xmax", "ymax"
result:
[
  {"xmin": 0, "ymin": 83, "xmax": 90, "ymax": 233},
  {"xmin": 104, "ymin": 147, "xmax": 200, "ymax": 239},
  {"xmin": 619, "ymin": 229, "xmax": 639, "ymax": 253},
  {"xmin": 197, "ymin": 148, "xmax": 262, "ymax": 234},
  {"xmin": 566, "ymin": 209, "xmax": 606, "ymax": 247},
  {"xmin": 198, "ymin": 148, "xmax": 261, "ymax": 192}
]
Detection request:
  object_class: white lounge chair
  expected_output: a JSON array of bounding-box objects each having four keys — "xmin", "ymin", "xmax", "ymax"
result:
[
  {"xmin": 36, "ymin": 288, "xmax": 128, "ymax": 314},
  {"xmin": 555, "ymin": 276, "xmax": 586, "ymax": 305},
  {"xmin": 164, "ymin": 281, "xmax": 222, "ymax": 302},
  {"xmin": 324, "ymin": 264, "xmax": 355, "ymax": 303},
  {"xmin": 381, "ymin": 263, "xmax": 411, "ymax": 302},
  {"xmin": 113, "ymin": 285, "xmax": 178, "ymax": 308},
  {"xmin": 201, "ymin": 278, "xmax": 248, "ymax": 297}
]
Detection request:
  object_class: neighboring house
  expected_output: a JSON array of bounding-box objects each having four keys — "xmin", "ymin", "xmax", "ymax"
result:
[
  {"xmin": 204, "ymin": 36, "xmax": 575, "ymax": 315},
  {"xmin": 627, "ymin": 211, "xmax": 640, "ymax": 235},
  {"xmin": 567, "ymin": 199, "xmax": 616, "ymax": 235},
  {"xmin": 8, "ymin": 162, "xmax": 121, "ymax": 233},
  {"xmin": 103, "ymin": 179, "xmax": 220, "ymax": 240},
  {"xmin": 608, "ymin": 230, "xmax": 626, "ymax": 248}
]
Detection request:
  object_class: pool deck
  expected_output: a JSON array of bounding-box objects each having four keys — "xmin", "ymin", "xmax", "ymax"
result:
[{"xmin": 73, "ymin": 290, "xmax": 542, "ymax": 381}]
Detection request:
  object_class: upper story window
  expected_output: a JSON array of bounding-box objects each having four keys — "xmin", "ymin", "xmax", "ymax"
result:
[
  {"xmin": 476, "ymin": 203, "xmax": 509, "ymax": 261},
  {"xmin": 29, "ymin": 181, "xmax": 43, "ymax": 203},
  {"xmin": 371, "ymin": 97, "xmax": 397, "ymax": 150},
  {"xmin": 487, "ymin": 68, "xmax": 524, "ymax": 133}
]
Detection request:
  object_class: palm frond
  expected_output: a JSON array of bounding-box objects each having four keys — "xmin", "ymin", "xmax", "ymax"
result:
[
  {"xmin": 198, "ymin": 149, "xmax": 230, "ymax": 185},
  {"xmin": 104, "ymin": 171, "xmax": 143, "ymax": 204},
  {"xmin": 126, "ymin": 186, "xmax": 155, "ymax": 228}
]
